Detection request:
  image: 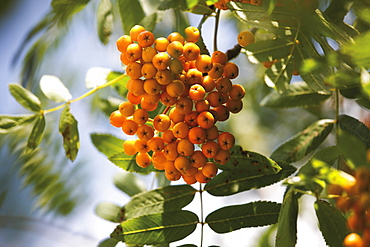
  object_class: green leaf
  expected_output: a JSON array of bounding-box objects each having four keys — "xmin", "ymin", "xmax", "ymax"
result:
[
  {"xmin": 95, "ymin": 202, "xmax": 122, "ymax": 223},
  {"xmin": 40, "ymin": 75, "xmax": 72, "ymax": 103},
  {"xmin": 118, "ymin": 0, "xmax": 145, "ymax": 34},
  {"xmin": 124, "ymin": 185, "xmax": 196, "ymax": 219},
  {"xmin": 256, "ymin": 224, "xmax": 278, "ymax": 247},
  {"xmin": 338, "ymin": 129, "xmax": 367, "ymax": 170},
  {"xmin": 118, "ymin": 210, "xmax": 198, "ymax": 245},
  {"xmin": 204, "ymin": 146, "xmax": 285, "ymax": 196},
  {"xmin": 261, "ymin": 82, "xmax": 332, "ymax": 108},
  {"xmin": 275, "ymin": 187, "xmax": 299, "ymax": 247},
  {"xmin": 338, "ymin": 114, "xmax": 370, "ymax": 148},
  {"xmin": 107, "ymin": 71, "xmax": 129, "ymax": 97},
  {"xmin": 206, "ymin": 201, "xmax": 281, "ymax": 233},
  {"xmin": 314, "ymin": 200, "xmax": 350, "ymax": 247},
  {"xmin": 97, "ymin": 0, "xmax": 113, "ymax": 45},
  {"xmin": 158, "ymin": 0, "xmax": 188, "ymax": 11},
  {"xmin": 113, "ymin": 172, "xmax": 147, "ymax": 197},
  {"xmin": 0, "ymin": 115, "xmax": 37, "ymax": 134},
  {"xmin": 139, "ymin": 12, "xmax": 158, "ymax": 32},
  {"xmin": 51, "ymin": 0, "xmax": 90, "ymax": 23},
  {"xmin": 109, "ymin": 152, "xmax": 157, "ymax": 174},
  {"xmin": 341, "ymin": 30, "xmax": 370, "ymax": 67},
  {"xmin": 98, "ymin": 238, "xmax": 119, "ymax": 247},
  {"xmin": 270, "ymin": 119, "xmax": 335, "ymax": 164},
  {"xmin": 8, "ymin": 84, "xmax": 41, "ymax": 112},
  {"xmin": 90, "ymin": 133, "xmax": 125, "ymax": 157},
  {"xmin": 243, "ymin": 38, "xmax": 294, "ymax": 64},
  {"xmin": 85, "ymin": 67, "xmax": 112, "ymax": 88},
  {"xmin": 264, "ymin": 57, "xmax": 294, "ymax": 92},
  {"xmin": 26, "ymin": 114, "xmax": 46, "ymax": 153},
  {"xmin": 59, "ymin": 106, "xmax": 79, "ymax": 161}
]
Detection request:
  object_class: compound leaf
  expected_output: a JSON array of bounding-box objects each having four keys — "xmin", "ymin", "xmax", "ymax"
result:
[
  {"xmin": 314, "ymin": 200, "xmax": 349, "ymax": 247},
  {"xmin": 59, "ymin": 106, "xmax": 79, "ymax": 161},
  {"xmin": 270, "ymin": 119, "xmax": 335, "ymax": 164},
  {"xmin": 124, "ymin": 185, "xmax": 196, "ymax": 219},
  {"xmin": 8, "ymin": 84, "xmax": 41, "ymax": 112},
  {"xmin": 206, "ymin": 201, "xmax": 281, "ymax": 233},
  {"xmin": 114, "ymin": 210, "xmax": 198, "ymax": 245},
  {"xmin": 90, "ymin": 133, "xmax": 124, "ymax": 157}
]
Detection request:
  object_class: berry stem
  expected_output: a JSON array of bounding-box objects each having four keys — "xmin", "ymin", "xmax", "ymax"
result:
[
  {"xmin": 42, "ymin": 73, "xmax": 127, "ymax": 114},
  {"xmin": 199, "ymin": 183, "xmax": 204, "ymax": 247},
  {"xmin": 213, "ymin": 8, "xmax": 221, "ymax": 52}
]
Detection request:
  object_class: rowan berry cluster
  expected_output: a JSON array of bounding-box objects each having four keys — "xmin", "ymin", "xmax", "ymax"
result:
[
  {"xmin": 109, "ymin": 25, "xmax": 245, "ymax": 184},
  {"xmin": 328, "ymin": 167, "xmax": 370, "ymax": 247}
]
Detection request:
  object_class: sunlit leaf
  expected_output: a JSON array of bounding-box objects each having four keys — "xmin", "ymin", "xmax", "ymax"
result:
[
  {"xmin": 338, "ymin": 114, "xmax": 370, "ymax": 148},
  {"xmin": 124, "ymin": 185, "xmax": 196, "ymax": 219},
  {"xmin": 109, "ymin": 152, "xmax": 157, "ymax": 174},
  {"xmin": 275, "ymin": 187, "xmax": 299, "ymax": 247},
  {"xmin": 40, "ymin": 75, "xmax": 72, "ymax": 102},
  {"xmin": 95, "ymin": 202, "xmax": 122, "ymax": 223},
  {"xmin": 270, "ymin": 119, "xmax": 335, "ymax": 164},
  {"xmin": 0, "ymin": 115, "xmax": 37, "ymax": 134},
  {"xmin": 206, "ymin": 201, "xmax": 281, "ymax": 233},
  {"xmin": 59, "ymin": 106, "xmax": 79, "ymax": 161},
  {"xmin": 314, "ymin": 200, "xmax": 349, "ymax": 247},
  {"xmin": 204, "ymin": 146, "xmax": 287, "ymax": 196},
  {"xmin": 118, "ymin": 0, "xmax": 145, "ymax": 34},
  {"xmin": 8, "ymin": 84, "xmax": 41, "ymax": 112},
  {"xmin": 51, "ymin": 0, "xmax": 90, "ymax": 24},
  {"xmin": 139, "ymin": 12, "xmax": 158, "ymax": 31},
  {"xmin": 338, "ymin": 129, "xmax": 367, "ymax": 170},
  {"xmin": 90, "ymin": 133, "xmax": 124, "ymax": 157},
  {"xmin": 107, "ymin": 71, "xmax": 129, "ymax": 97},
  {"xmin": 85, "ymin": 67, "xmax": 112, "ymax": 88},
  {"xmin": 113, "ymin": 172, "xmax": 147, "ymax": 197},
  {"xmin": 97, "ymin": 0, "xmax": 113, "ymax": 45},
  {"xmin": 257, "ymin": 224, "xmax": 278, "ymax": 247},
  {"xmin": 261, "ymin": 82, "xmax": 331, "ymax": 108},
  {"xmin": 243, "ymin": 38, "xmax": 294, "ymax": 64},
  {"xmin": 158, "ymin": 0, "xmax": 188, "ymax": 11},
  {"xmin": 264, "ymin": 57, "xmax": 294, "ymax": 92},
  {"xmin": 26, "ymin": 114, "xmax": 46, "ymax": 153},
  {"xmin": 341, "ymin": 30, "xmax": 370, "ymax": 67},
  {"xmin": 116, "ymin": 210, "xmax": 198, "ymax": 245}
]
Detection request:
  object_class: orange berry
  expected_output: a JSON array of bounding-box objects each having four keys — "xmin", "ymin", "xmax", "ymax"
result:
[
  {"xmin": 143, "ymin": 93, "xmax": 160, "ymax": 105},
  {"xmin": 208, "ymin": 63, "xmax": 224, "ymax": 79},
  {"xmin": 136, "ymin": 152, "xmax": 152, "ymax": 168},
  {"xmin": 153, "ymin": 114, "xmax": 171, "ymax": 132},
  {"xmin": 129, "ymin": 25, "xmax": 146, "ymax": 41},
  {"xmin": 129, "ymin": 78, "xmax": 145, "ymax": 96},
  {"xmin": 121, "ymin": 119, "xmax": 139, "ymax": 135},
  {"xmin": 167, "ymin": 41, "xmax": 184, "ymax": 59},
  {"xmin": 202, "ymin": 162, "xmax": 218, "ymax": 178},
  {"xmin": 186, "ymin": 68, "xmax": 203, "ymax": 85},
  {"xmin": 211, "ymin": 50, "xmax": 228, "ymax": 65},
  {"xmin": 213, "ymin": 149, "xmax": 231, "ymax": 165},
  {"xmin": 119, "ymin": 101, "xmax": 135, "ymax": 117},
  {"xmin": 237, "ymin": 30, "xmax": 255, "ymax": 47},
  {"xmin": 132, "ymin": 108, "xmax": 148, "ymax": 126},
  {"xmin": 162, "ymin": 129, "xmax": 177, "ymax": 144},
  {"xmin": 177, "ymin": 138, "xmax": 195, "ymax": 156},
  {"xmin": 229, "ymin": 84, "xmax": 246, "ymax": 100},
  {"xmin": 126, "ymin": 43, "xmax": 142, "ymax": 62},
  {"xmin": 127, "ymin": 92, "xmax": 143, "ymax": 104},
  {"xmin": 156, "ymin": 69, "xmax": 173, "ymax": 85},
  {"xmin": 190, "ymin": 150, "xmax": 207, "ymax": 168},
  {"xmin": 195, "ymin": 99, "xmax": 210, "ymax": 113},
  {"xmin": 195, "ymin": 169, "xmax": 210, "ymax": 183},
  {"xmin": 160, "ymin": 91, "xmax": 178, "ymax": 106},
  {"xmin": 189, "ymin": 84, "xmax": 206, "ymax": 101},
  {"xmin": 172, "ymin": 122, "xmax": 190, "ymax": 139},
  {"xmin": 183, "ymin": 42, "xmax": 200, "ymax": 61},
  {"xmin": 169, "ymin": 58, "xmax": 184, "ymax": 75},
  {"xmin": 166, "ymin": 80, "xmax": 185, "ymax": 97},
  {"xmin": 154, "ymin": 37, "xmax": 170, "ymax": 52},
  {"xmin": 126, "ymin": 62, "xmax": 142, "ymax": 80},
  {"xmin": 134, "ymin": 139, "xmax": 150, "ymax": 153},
  {"xmin": 202, "ymin": 141, "xmax": 220, "ymax": 158},
  {"xmin": 185, "ymin": 26, "xmax": 200, "ymax": 43},
  {"xmin": 142, "ymin": 46, "xmax": 157, "ymax": 63},
  {"xmin": 215, "ymin": 77, "xmax": 233, "ymax": 94},
  {"xmin": 197, "ymin": 111, "xmax": 215, "ymax": 129},
  {"xmin": 148, "ymin": 136, "xmax": 165, "ymax": 152},
  {"xmin": 169, "ymin": 107, "xmax": 185, "ymax": 124},
  {"xmin": 343, "ymin": 233, "xmax": 363, "ymax": 247},
  {"xmin": 122, "ymin": 139, "xmax": 138, "ymax": 156},
  {"xmin": 205, "ymin": 125, "xmax": 219, "ymax": 141},
  {"xmin": 176, "ymin": 97, "xmax": 193, "ymax": 115},
  {"xmin": 182, "ymin": 174, "xmax": 197, "ymax": 185},
  {"xmin": 213, "ymin": 105, "xmax": 230, "ymax": 122},
  {"xmin": 163, "ymin": 142, "xmax": 179, "ymax": 161},
  {"xmin": 195, "ymin": 54, "xmax": 213, "ymax": 73},
  {"xmin": 152, "ymin": 150, "xmax": 167, "ymax": 164},
  {"xmin": 206, "ymin": 91, "xmax": 223, "ymax": 107},
  {"xmin": 223, "ymin": 62, "xmax": 239, "ymax": 79},
  {"xmin": 152, "ymin": 52, "xmax": 171, "ymax": 70},
  {"xmin": 184, "ymin": 111, "xmax": 199, "ymax": 128},
  {"xmin": 217, "ymin": 132, "xmax": 235, "ymax": 150},
  {"xmin": 153, "ymin": 159, "xmax": 165, "ymax": 170},
  {"xmin": 201, "ymin": 75, "xmax": 216, "ymax": 92},
  {"xmin": 226, "ymin": 98, "xmax": 243, "ymax": 113},
  {"xmin": 110, "ymin": 110, "xmax": 126, "ymax": 127},
  {"xmin": 140, "ymin": 98, "xmax": 158, "ymax": 112},
  {"xmin": 174, "ymin": 156, "xmax": 191, "ymax": 174},
  {"xmin": 120, "ymin": 51, "xmax": 132, "ymax": 65},
  {"xmin": 137, "ymin": 30, "xmax": 155, "ymax": 47},
  {"xmin": 164, "ymin": 160, "xmax": 181, "ymax": 181},
  {"xmin": 141, "ymin": 63, "xmax": 157, "ymax": 79},
  {"xmin": 188, "ymin": 126, "xmax": 206, "ymax": 144},
  {"xmin": 136, "ymin": 124, "xmax": 154, "ymax": 142},
  {"xmin": 167, "ymin": 32, "xmax": 185, "ymax": 44},
  {"xmin": 116, "ymin": 35, "xmax": 133, "ymax": 52},
  {"xmin": 143, "ymin": 78, "xmax": 162, "ymax": 95}
]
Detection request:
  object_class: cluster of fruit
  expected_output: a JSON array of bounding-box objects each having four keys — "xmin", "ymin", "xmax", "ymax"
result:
[
  {"xmin": 214, "ymin": 0, "xmax": 263, "ymax": 10},
  {"xmin": 328, "ymin": 167, "xmax": 370, "ymax": 247},
  {"xmin": 213, "ymin": 0, "xmax": 317, "ymax": 10},
  {"xmin": 109, "ymin": 25, "xmax": 245, "ymax": 184}
]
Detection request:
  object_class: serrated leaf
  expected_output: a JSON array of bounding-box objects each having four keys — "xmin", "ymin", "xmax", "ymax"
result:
[
  {"xmin": 90, "ymin": 133, "xmax": 125, "ymax": 157},
  {"xmin": 270, "ymin": 119, "xmax": 335, "ymax": 164},
  {"xmin": 314, "ymin": 200, "xmax": 349, "ymax": 247},
  {"xmin": 205, "ymin": 146, "xmax": 291, "ymax": 196},
  {"xmin": 118, "ymin": 0, "xmax": 145, "ymax": 34},
  {"xmin": 338, "ymin": 114, "xmax": 370, "ymax": 148},
  {"xmin": 0, "ymin": 115, "xmax": 37, "ymax": 134},
  {"xmin": 113, "ymin": 172, "xmax": 147, "ymax": 197},
  {"xmin": 109, "ymin": 152, "xmax": 156, "ymax": 174},
  {"xmin": 97, "ymin": 0, "xmax": 113, "ymax": 45},
  {"xmin": 26, "ymin": 114, "xmax": 46, "ymax": 153},
  {"xmin": 338, "ymin": 129, "xmax": 367, "ymax": 170},
  {"xmin": 206, "ymin": 201, "xmax": 281, "ymax": 233},
  {"xmin": 243, "ymin": 38, "xmax": 294, "ymax": 64},
  {"xmin": 275, "ymin": 187, "xmax": 299, "ymax": 247},
  {"xmin": 59, "ymin": 106, "xmax": 79, "ymax": 161},
  {"xmin": 95, "ymin": 202, "xmax": 122, "ymax": 223},
  {"xmin": 124, "ymin": 185, "xmax": 196, "ymax": 219},
  {"xmin": 40, "ymin": 75, "xmax": 72, "ymax": 102},
  {"xmin": 261, "ymin": 82, "xmax": 332, "ymax": 108},
  {"xmin": 117, "ymin": 210, "xmax": 198, "ymax": 245},
  {"xmin": 85, "ymin": 67, "xmax": 112, "ymax": 88},
  {"xmin": 8, "ymin": 84, "xmax": 41, "ymax": 112}
]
